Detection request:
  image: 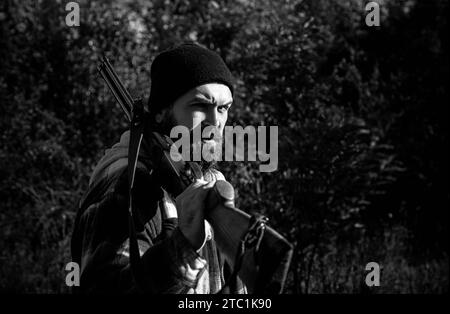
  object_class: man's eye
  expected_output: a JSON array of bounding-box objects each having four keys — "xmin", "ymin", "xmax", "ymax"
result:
[{"xmin": 218, "ymin": 105, "xmax": 229, "ymax": 113}]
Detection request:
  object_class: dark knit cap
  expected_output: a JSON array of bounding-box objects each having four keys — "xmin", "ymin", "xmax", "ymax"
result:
[{"xmin": 148, "ymin": 43, "xmax": 234, "ymax": 115}]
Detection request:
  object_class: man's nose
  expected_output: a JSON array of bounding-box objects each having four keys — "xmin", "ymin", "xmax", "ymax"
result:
[{"xmin": 204, "ymin": 107, "xmax": 219, "ymax": 127}]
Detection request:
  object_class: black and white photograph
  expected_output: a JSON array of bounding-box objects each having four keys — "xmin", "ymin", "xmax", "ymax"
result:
[{"xmin": 0, "ymin": 0, "xmax": 448, "ymax": 304}]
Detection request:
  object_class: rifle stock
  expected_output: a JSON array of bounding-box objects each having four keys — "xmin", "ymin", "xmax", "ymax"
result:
[{"xmin": 207, "ymin": 180, "xmax": 293, "ymax": 293}]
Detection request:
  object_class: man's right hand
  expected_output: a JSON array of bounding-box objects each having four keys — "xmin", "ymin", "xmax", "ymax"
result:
[{"xmin": 175, "ymin": 179, "xmax": 215, "ymax": 250}]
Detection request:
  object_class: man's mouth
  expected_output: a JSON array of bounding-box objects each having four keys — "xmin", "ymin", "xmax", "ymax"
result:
[{"xmin": 203, "ymin": 133, "xmax": 215, "ymax": 141}]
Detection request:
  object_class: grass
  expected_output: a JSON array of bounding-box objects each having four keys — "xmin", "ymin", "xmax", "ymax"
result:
[
  {"xmin": 0, "ymin": 220, "xmax": 447, "ymax": 294},
  {"xmin": 284, "ymin": 226, "xmax": 448, "ymax": 294}
]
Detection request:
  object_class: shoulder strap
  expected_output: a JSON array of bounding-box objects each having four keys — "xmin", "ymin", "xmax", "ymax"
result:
[{"xmin": 127, "ymin": 98, "xmax": 146, "ymax": 292}]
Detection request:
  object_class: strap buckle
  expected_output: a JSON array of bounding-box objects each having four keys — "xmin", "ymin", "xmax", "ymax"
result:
[{"xmin": 243, "ymin": 214, "xmax": 269, "ymax": 252}]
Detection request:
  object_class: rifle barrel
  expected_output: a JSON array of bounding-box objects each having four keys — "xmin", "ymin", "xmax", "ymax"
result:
[{"xmin": 98, "ymin": 55, "xmax": 133, "ymax": 122}]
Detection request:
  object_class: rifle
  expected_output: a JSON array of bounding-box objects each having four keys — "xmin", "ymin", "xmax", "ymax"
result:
[{"xmin": 98, "ymin": 55, "xmax": 293, "ymax": 294}]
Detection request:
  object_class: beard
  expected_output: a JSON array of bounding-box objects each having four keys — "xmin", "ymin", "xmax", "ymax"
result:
[
  {"xmin": 155, "ymin": 110, "xmax": 222, "ymax": 174},
  {"xmin": 191, "ymin": 128, "xmax": 223, "ymax": 173}
]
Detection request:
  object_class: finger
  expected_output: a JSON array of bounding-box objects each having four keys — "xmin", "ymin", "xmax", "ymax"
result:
[
  {"xmin": 193, "ymin": 180, "xmax": 210, "ymax": 192},
  {"xmin": 202, "ymin": 180, "xmax": 216, "ymax": 189},
  {"xmin": 199, "ymin": 181, "xmax": 216, "ymax": 197},
  {"xmin": 193, "ymin": 178, "xmax": 207, "ymax": 186},
  {"xmin": 184, "ymin": 179, "xmax": 206, "ymax": 191}
]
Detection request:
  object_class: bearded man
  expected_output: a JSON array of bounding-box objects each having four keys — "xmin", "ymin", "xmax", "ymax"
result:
[{"xmin": 71, "ymin": 43, "xmax": 246, "ymax": 294}]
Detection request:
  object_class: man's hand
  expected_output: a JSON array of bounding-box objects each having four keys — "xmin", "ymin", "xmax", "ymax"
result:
[{"xmin": 176, "ymin": 179, "xmax": 215, "ymax": 250}]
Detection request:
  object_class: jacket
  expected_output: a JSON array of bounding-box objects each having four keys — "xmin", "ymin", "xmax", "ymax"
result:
[{"xmin": 70, "ymin": 131, "xmax": 246, "ymax": 294}]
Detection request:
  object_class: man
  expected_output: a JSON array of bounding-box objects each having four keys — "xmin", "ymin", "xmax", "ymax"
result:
[{"xmin": 71, "ymin": 43, "xmax": 247, "ymax": 294}]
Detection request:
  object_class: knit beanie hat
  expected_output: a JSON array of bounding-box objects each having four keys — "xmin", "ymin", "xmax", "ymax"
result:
[{"xmin": 148, "ymin": 43, "xmax": 234, "ymax": 115}]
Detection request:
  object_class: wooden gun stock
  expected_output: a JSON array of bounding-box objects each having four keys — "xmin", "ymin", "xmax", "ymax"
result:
[{"xmin": 207, "ymin": 180, "xmax": 293, "ymax": 294}]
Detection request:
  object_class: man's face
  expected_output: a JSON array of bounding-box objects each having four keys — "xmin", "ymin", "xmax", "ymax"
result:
[
  {"xmin": 156, "ymin": 83, "xmax": 233, "ymax": 170},
  {"xmin": 172, "ymin": 83, "xmax": 232, "ymax": 134}
]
